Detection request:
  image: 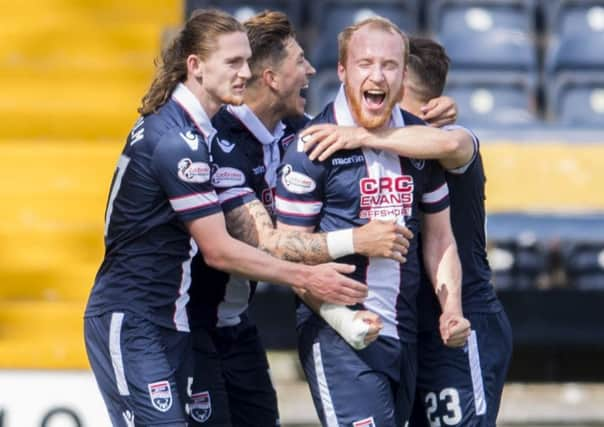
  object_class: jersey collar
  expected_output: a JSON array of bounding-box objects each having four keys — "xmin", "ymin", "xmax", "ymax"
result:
[
  {"xmin": 333, "ymin": 84, "xmax": 405, "ymax": 129},
  {"xmin": 171, "ymin": 83, "xmax": 217, "ymax": 142},
  {"xmin": 227, "ymin": 104, "xmax": 286, "ymax": 145}
]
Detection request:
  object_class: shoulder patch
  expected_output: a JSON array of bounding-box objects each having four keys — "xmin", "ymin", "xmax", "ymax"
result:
[
  {"xmin": 281, "ymin": 164, "xmax": 316, "ymax": 194},
  {"xmin": 212, "ymin": 167, "xmax": 246, "ymax": 187},
  {"xmin": 179, "ymin": 130, "xmax": 199, "ymax": 151},
  {"xmin": 177, "ymin": 158, "xmax": 210, "ymax": 183}
]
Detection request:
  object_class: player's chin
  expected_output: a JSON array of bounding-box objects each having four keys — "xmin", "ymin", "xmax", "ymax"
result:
[{"xmin": 223, "ymin": 93, "xmax": 245, "ymax": 106}]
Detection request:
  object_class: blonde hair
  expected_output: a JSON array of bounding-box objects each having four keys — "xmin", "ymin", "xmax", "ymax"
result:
[
  {"xmin": 138, "ymin": 9, "xmax": 245, "ymax": 115},
  {"xmin": 338, "ymin": 16, "xmax": 409, "ymax": 66}
]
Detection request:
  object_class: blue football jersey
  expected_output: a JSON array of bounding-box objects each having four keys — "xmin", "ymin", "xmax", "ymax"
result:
[
  {"xmin": 275, "ymin": 86, "xmax": 450, "ymax": 343},
  {"xmin": 85, "ymin": 83, "xmax": 222, "ymax": 332},
  {"xmin": 188, "ymin": 104, "xmax": 309, "ymax": 329},
  {"xmin": 417, "ymin": 125, "xmax": 502, "ymax": 332}
]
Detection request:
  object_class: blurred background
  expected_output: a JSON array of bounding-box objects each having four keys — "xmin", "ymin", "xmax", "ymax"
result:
[{"xmin": 0, "ymin": 0, "xmax": 603, "ymax": 425}]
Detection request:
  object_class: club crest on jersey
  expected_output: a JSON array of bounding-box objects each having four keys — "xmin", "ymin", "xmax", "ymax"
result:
[
  {"xmin": 179, "ymin": 130, "xmax": 199, "ymax": 151},
  {"xmin": 211, "ymin": 167, "xmax": 245, "ymax": 187},
  {"xmin": 148, "ymin": 380, "xmax": 172, "ymax": 412},
  {"xmin": 190, "ymin": 391, "xmax": 212, "ymax": 423},
  {"xmin": 178, "ymin": 158, "xmax": 211, "ymax": 183},
  {"xmin": 410, "ymin": 158, "xmax": 425, "ymax": 170},
  {"xmin": 216, "ymin": 138, "xmax": 236, "ymax": 154},
  {"xmin": 353, "ymin": 416, "xmax": 376, "ymax": 427},
  {"xmin": 281, "ymin": 164, "xmax": 316, "ymax": 194},
  {"xmin": 359, "ymin": 175, "xmax": 414, "ymax": 219}
]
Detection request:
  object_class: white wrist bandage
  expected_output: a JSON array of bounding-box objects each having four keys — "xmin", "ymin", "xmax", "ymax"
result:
[
  {"xmin": 319, "ymin": 303, "xmax": 370, "ymax": 350},
  {"xmin": 326, "ymin": 229, "xmax": 355, "ymax": 259}
]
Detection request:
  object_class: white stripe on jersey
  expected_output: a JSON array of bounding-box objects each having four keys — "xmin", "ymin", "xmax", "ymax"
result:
[
  {"xmin": 468, "ymin": 330, "xmax": 487, "ymax": 415},
  {"xmin": 216, "ymin": 275, "xmax": 250, "ymax": 327},
  {"xmin": 218, "ymin": 187, "xmax": 254, "ymax": 205},
  {"xmin": 422, "ymin": 182, "xmax": 449, "ymax": 204},
  {"xmin": 361, "ymin": 146, "xmax": 405, "ymax": 339},
  {"xmin": 170, "ymin": 191, "xmax": 218, "ymax": 212},
  {"xmin": 173, "ymin": 238, "xmax": 197, "ymax": 332},
  {"xmin": 109, "ymin": 312, "xmax": 129, "ymax": 396},
  {"xmin": 275, "ymin": 196, "xmax": 323, "ymax": 217},
  {"xmin": 313, "ymin": 342, "xmax": 339, "ymax": 427}
]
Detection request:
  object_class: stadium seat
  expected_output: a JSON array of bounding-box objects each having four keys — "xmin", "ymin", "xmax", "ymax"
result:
[
  {"xmin": 444, "ymin": 73, "xmax": 539, "ymax": 126},
  {"xmin": 541, "ymin": 0, "xmax": 604, "ymax": 37},
  {"xmin": 306, "ymin": 70, "xmax": 341, "ymax": 116},
  {"xmin": 309, "ymin": 0, "xmax": 419, "ymax": 71},
  {"xmin": 543, "ymin": 3, "xmax": 604, "ymax": 125},
  {"xmin": 488, "ymin": 239, "xmax": 548, "ymax": 290},
  {"xmin": 185, "ymin": 0, "xmax": 304, "ymax": 26},
  {"xmin": 428, "ymin": 0, "xmax": 538, "ymax": 72},
  {"xmin": 563, "ymin": 241, "xmax": 604, "ymax": 289},
  {"xmin": 547, "ymin": 73, "xmax": 604, "ymax": 126}
]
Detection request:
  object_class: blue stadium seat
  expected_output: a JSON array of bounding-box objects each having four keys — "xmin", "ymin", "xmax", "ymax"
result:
[
  {"xmin": 541, "ymin": 0, "xmax": 604, "ymax": 37},
  {"xmin": 428, "ymin": 0, "xmax": 537, "ymax": 72},
  {"xmin": 306, "ymin": 70, "xmax": 341, "ymax": 116},
  {"xmin": 444, "ymin": 74, "xmax": 539, "ymax": 126},
  {"xmin": 543, "ymin": 3, "xmax": 604, "ymax": 125},
  {"xmin": 563, "ymin": 241, "xmax": 604, "ymax": 289},
  {"xmin": 488, "ymin": 239, "xmax": 548, "ymax": 290},
  {"xmin": 548, "ymin": 73, "xmax": 604, "ymax": 127},
  {"xmin": 309, "ymin": 0, "xmax": 419, "ymax": 71},
  {"xmin": 185, "ymin": 0, "xmax": 303, "ymax": 26}
]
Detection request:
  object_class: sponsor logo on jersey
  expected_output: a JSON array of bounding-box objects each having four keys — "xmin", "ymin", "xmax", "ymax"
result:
[
  {"xmin": 148, "ymin": 380, "xmax": 172, "ymax": 412},
  {"xmin": 332, "ymin": 154, "xmax": 365, "ymax": 166},
  {"xmin": 211, "ymin": 167, "xmax": 245, "ymax": 187},
  {"xmin": 353, "ymin": 416, "xmax": 376, "ymax": 427},
  {"xmin": 178, "ymin": 158, "xmax": 211, "ymax": 183},
  {"xmin": 190, "ymin": 391, "xmax": 212, "ymax": 423},
  {"xmin": 410, "ymin": 158, "xmax": 425, "ymax": 170},
  {"xmin": 281, "ymin": 164, "xmax": 316, "ymax": 194},
  {"xmin": 253, "ymin": 165, "xmax": 266, "ymax": 175},
  {"xmin": 179, "ymin": 130, "xmax": 199, "ymax": 151},
  {"xmin": 216, "ymin": 138, "xmax": 236, "ymax": 153},
  {"xmin": 280, "ymin": 134, "xmax": 296, "ymax": 150},
  {"xmin": 359, "ymin": 175, "xmax": 414, "ymax": 219}
]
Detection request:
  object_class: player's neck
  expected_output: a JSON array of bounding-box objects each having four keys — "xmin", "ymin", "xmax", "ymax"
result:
[
  {"xmin": 183, "ymin": 78, "xmax": 221, "ymax": 118},
  {"xmin": 399, "ymin": 96, "xmax": 423, "ymax": 118},
  {"xmin": 245, "ymin": 88, "xmax": 281, "ymax": 133}
]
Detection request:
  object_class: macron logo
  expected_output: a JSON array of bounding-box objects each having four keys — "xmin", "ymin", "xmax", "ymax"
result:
[
  {"xmin": 216, "ymin": 138, "xmax": 235, "ymax": 154},
  {"xmin": 180, "ymin": 131, "xmax": 199, "ymax": 151}
]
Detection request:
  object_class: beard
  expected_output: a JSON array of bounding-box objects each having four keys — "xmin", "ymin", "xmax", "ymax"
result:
[
  {"xmin": 220, "ymin": 91, "xmax": 244, "ymax": 106},
  {"xmin": 345, "ymin": 79, "xmax": 403, "ymax": 129}
]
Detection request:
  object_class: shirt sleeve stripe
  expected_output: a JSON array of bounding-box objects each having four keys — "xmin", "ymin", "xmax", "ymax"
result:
[
  {"xmin": 170, "ymin": 191, "xmax": 218, "ymax": 212},
  {"xmin": 275, "ymin": 195, "xmax": 322, "ymax": 217},
  {"xmin": 218, "ymin": 187, "xmax": 255, "ymax": 204},
  {"xmin": 422, "ymin": 182, "xmax": 449, "ymax": 204}
]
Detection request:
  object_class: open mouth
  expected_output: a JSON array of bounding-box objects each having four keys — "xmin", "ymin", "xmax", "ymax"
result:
[
  {"xmin": 363, "ymin": 89, "xmax": 386, "ymax": 108},
  {"xmin": 299, "ymin": 84, "xmax": 309, "ymax": 99}
]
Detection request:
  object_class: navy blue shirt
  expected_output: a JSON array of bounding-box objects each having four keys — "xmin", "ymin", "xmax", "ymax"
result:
[
  {"xmin": 188, "ymin": 104, "xmax": 309, "ymax": 330},
  {"xmin": 85, "ymin": 83, "xmax": 222, "ymax": 331},
  {"xmin": 417, "ymin": 125, "xmax": 502, "ymax": 332},
  {"xmin": 275, "ymin": 86, "xmax": 450, "ymax": 343}
]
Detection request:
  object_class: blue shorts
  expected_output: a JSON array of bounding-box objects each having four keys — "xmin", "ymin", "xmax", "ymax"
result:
[
  {"xmin": 84, "ymin": 311, "xmax": 192, "ymax": 426},
  {"xmin": 298, "ymin": 315, "xmax": 417, "ymax": 427},
  {"xmin": 189, "ymin": 316, "xmax": 279, "ymax": 427},
  {"xmin": 410, "ymin": 310, "xmax": 512, "ymax": 427}
]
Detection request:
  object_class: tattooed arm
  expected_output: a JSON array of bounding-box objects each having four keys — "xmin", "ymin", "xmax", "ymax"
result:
[
  {"xmin": 224, "ymin": 199, "xmax": 412, "ymax": 264},
  {"xmin": 225, "ymin": 199, "xmax": 329, "ymax": 263}
]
